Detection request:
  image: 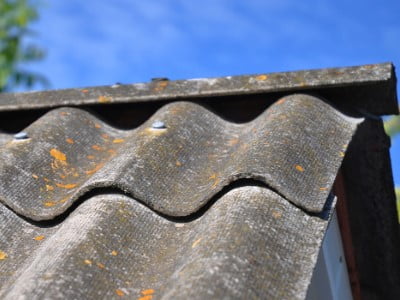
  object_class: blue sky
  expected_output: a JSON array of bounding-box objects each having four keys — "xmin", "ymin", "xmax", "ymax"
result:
[{"xmin": 26, "ymin": 0, "xmax": 400, "ymax": 185}]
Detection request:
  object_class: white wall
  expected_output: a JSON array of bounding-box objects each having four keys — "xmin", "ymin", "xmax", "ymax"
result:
[{"xmin": 306, "ymin": 211, "xmax": 353, "ymax": 300}]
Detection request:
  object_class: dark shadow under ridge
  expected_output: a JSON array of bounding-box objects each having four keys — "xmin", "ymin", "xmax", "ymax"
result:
[
  {"xmin": 0, "ymin": 87, "xmax": 370, "ymax": 133},
  {"xmin": 1, "ymin": 178, "xmax": 335, "ymax": 229}
]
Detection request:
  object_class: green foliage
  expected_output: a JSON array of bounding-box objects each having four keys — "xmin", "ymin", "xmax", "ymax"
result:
[
  {"xmin": 384, "ymin": 111, "xmax": 400, "ymax": 222},
  {"xmin": 0, "ymin": 0, "xmax": 48, "ymax": 91},
  {"xmin": 384, "ymin": 114, "xmax": 400, "ymax": 138}
]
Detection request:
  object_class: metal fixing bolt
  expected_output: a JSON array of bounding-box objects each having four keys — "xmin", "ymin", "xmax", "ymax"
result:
[
  {"xmin": 14, "ymin": 132, "xmax": 29, "ymax": 140},
  {"xmin": 151, "ymin": 121, "xmax": 166, "ymax": 129},
  {"xmin": 151, "ymin": 77, "xmax": 169, "ymax": 82},
  {"xmin": 111, "ymin": 82, "xmax": 122, "ymax": 88}
]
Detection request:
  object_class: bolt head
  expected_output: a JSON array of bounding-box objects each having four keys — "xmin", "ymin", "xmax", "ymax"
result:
[
  {"xmin": 151, "ymin": 121, "xmax": 166, "ymax": 129},
  {"xmin": 14, "ymin": 132, "xmax": 29, "ymax": 140}
]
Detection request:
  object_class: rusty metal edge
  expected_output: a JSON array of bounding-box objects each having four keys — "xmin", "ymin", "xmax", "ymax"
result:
[{"xmin": 0, "ymin": 62, "xmax": 397, "ymax": 114}]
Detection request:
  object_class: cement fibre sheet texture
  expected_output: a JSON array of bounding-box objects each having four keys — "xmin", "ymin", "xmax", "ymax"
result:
[
  {"xmin": 0, "ymin": 186, "xmax": 328, "ymax": 300},
  {"xmin": 0, "ymin": 94, "xmax": 360, "ymax": 221}
]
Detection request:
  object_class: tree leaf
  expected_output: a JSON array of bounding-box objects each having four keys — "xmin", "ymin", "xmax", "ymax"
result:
[{"xmin": 0, "ymin": 0, "xmax": 47, "ymax": 92}]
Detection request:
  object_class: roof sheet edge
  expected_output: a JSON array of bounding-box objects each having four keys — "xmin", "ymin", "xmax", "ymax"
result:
[{"xmin": 0, "ymin": 62, "xmax": 397, "ymax": 115}]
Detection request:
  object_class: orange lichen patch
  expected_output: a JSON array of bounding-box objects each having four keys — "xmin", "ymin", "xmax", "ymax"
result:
[
  {"xmin": 108, "ymin": 149, "xmax": 117, "ymax": 156},
  {"xmin": 143, "ymin": 127, "xmax": 167, "ymax": 136},
  {"xmin": 43, "ymin": 178, "xmax": 50, "ymax": 182},
  {"xmin": 138, "ymin": 296, "xmax": 152, "ymax": 300},
  {"xmin": 295, "ymin": 165, "xmax": 305, "ymax": 172},
  {"xmin": 43, "ymin": 198, "xmax": 65, "ymax": 208},
  {"xmin": 339, "ymin": 151, "xmax": 345, "ymax": 157},
  {"xmin": 176, "ymin": 160, "xmax": 182, "ymax": 167},
  {"xmin": 115, "ymin": 289, "xmax": 125, "ymax": 297},
  {"xmin": 0, "ymin": 250, "xmax": 7, "ymax": 260},
  {"xmin": 32, "ymin": 174, "xmax": 39, "ymax": 179},
  {"xmin": 102, "ymin": 133, "xmax": 109, "ymax": 140},
  {"xmin": 81, "ymin": 89, "xmax": 89, "ymax": 93},
  {"xmin": 170, "ymin": 106, "xmax": 184, "ymax": 115},
  {"xmin": 59, "ymin": 174, "xmax": 66, "ymax": 179},
  {"xmin": 45, "ymin": 184, "xmax": 54, "ymax": 191},
  {"xmin": 92, "ymin": 145, "xmax": 102, "ymax": 151},
  {"xmin": 85, "ymin": 163, "xmax": 105, "ymax": 175},
  {"xmin": 208, "ymin": 174, "xmax": 220, "ymax": 188},
  {"xmin": 59, "ymin": 196, "xmax": 69, "ymax": 204},
  {"xmin": 141, "ymin": 289, "xmax": 154, "ymax": 296},
  {"xmin": 55, "ymin": 183, "xmax": 77, "ymax": 189},
  {"xmin": 58, "ymin": 197, "xmax": 69, "ymax": 204},
  {"xmin": 112, "ymin": 138, "xmax": 125, "ymax": 144},
  {"xmin": 276, "ymin": 98, "xmax": 286, "ymax": 105},
  {"xmin": 111, "ymin": 250, "xmax": 118, "ymax": 256},
  {"xmin": 192, "ymin": 238, "xmax": 202, "ymax": 248},
  {"xmin": 319, "ymin": 187, "xmax": 328, "ymax": 191},
  {"xmin": 87, "ymin": 155, "xmax": 95, "ymax": 160},
  {"xmin": 59, "ymin": 111, "xmax": 69, "ymax": 116},
  {"xmin": 34, "ymin": 235, "xmax": 45, "ymax": 241},
  {"xmin": 97, "ymin": 262, "xmax": 105, "ymax": 269},
  {"xmin": 84, "ymin": 259, "xmax": 92, "ymax": 265},
  {"xmin": 154, "ymin": 80, "xmax": 168, "ymax": 92},
  {"xmin": 50, "ymin": 148, "xmax": 67, "ymax": 162},
  {"xmin": 212, "ymin": 178, "xmax": 220, "ymax": 188},
  {"xmin": 73, "ymin": 172, "xmax": 79, "ymax": 177},
  {"xmin": 66, "ymin": 138, "xmax": 74, "ymax": 144},
  {"xmin": 94, "ymin": 123, "xmax": 102, "ymax": 129},
  {"xmin": 333, "ymin": 71, "xmax": 346, "ymax": 76},
  {"xmin": 227, "ymin": 138, "xmax": 239, "ymax": 146},
  {"xmin": 255, "ymin": 74, "xmax": 268, "ymax": 81},
  {"xmin": 272, "ymin": 211, "xmax": 282, "ymax": 219},
  {"xmin": 98, "ymin": 95, "xmax": 112, "ymax": 103}
]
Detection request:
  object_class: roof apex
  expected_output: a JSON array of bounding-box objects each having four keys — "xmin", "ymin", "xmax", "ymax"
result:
[{"xmin": 0, "ymin": 62, "xmax": 397, "ymax": 115}]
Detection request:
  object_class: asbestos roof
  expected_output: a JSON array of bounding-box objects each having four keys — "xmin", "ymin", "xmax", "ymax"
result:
[
  {"xmin": 2, "ymin": 188, "xmax": 329, "ymax": 299},
  {"xmin": 0, "ymin": 96, "xmax": 358, "ymax": 220},
  {"xmin": 0, "ymin": 91, "xmax": 361, "ymax": 299}
]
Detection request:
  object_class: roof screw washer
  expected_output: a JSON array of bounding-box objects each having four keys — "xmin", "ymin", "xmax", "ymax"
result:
[
  {"xmin": 14, "ymin": 132, "xmax": 29, "ymax": 140},
  {"xmin": 151, "ymin": 121, "xmax": 166, "ymax": 129}
]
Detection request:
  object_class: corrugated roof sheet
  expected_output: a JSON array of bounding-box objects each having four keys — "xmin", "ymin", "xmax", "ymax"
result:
[
  {"xmin": 1, "ymin": 188, "xmax": 332, "ymax": 300},
  {"xmin": 0, "ymin": 93, "xmax": 360, "ymax": 299}
]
